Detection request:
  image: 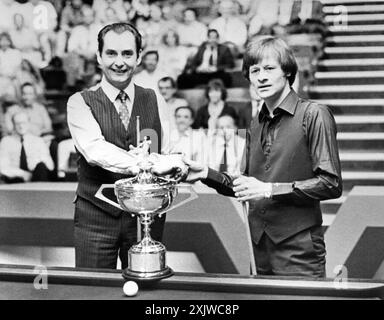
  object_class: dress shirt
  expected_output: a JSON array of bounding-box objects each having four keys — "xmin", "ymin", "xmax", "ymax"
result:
[
  {"xmin": 67, "ymin": 76, "xmax": 171, "ymax": 174},
  {"xmin": 0, "ymin": 133, "xmax": 54, "ymax": 178},
  {"xmin": 200, "ymin": 45, "xmax": 218, "ymax": 70},
  {"xmin": 206, "ymin": 133, "xmax": 246, "ymax": 177},
  {"xmin": 169, "ymin": 128, "xmax": 206, "ymax": 163},
  {"xmin": 5, "ymin": 103, "xmax": 52, "ymax": 137},
  {"xmin": 209, "ymin": 17, "xmax": 247, "ymax": 48},
  {"xmin": 133, "ymin": 69, "xmax": 168, "ymax": 94}
]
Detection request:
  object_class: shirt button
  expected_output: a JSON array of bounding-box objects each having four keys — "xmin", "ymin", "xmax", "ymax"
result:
[{"xmin": 265, "ymin": 164, "xmax": 270, "ymax": 170}]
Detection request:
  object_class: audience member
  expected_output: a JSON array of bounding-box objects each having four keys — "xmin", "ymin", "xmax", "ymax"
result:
[
  {"xmin": 176, "ymin": 8, "xmax": 208, "ymax": 54},
  {"xmin": 4, "ymin": 83, "xmax": 53, "ymax": 138},
  {"xmin": 238, "ymin": 84, "xmax": 263, "ymax": 129},
  {"xmin": 93, "ymin": 0, "xmax": 127, "ymax": 25},
  {"xmin": 133, "ymin": 50, "xmax": 167, "ymax": 92},
  {"xmin": 205, "ymin": 113, "xmax": 245, "ymax": 176},
  {"xmin": 15, "ymin": 59, "xmax": 46, "ymax": 98},
  {"xmin": 178, "ymin": 29, "xmax": 234, "ymax": 89},
  {"xmin": 144, "ymin": 4, "xmax": 168, "ymax": 49},
  {"xmin": 0, "ymin": 111, "xmax": 54, "ymax": 183},
  {"xmin": 158, "ymin": 76, "xmax": 188, "ymax": 130},
  {"xmin": 209, "ymin": 0, "xmax": 248, "ymax": 52},
  {"xmin": 169, "ymin": 106, "xmax": 206, "ymax": 163},
  {"xmin": 129, "ymin": 0, "xmax": 151, "ymax": 23},
  {"xmin": 193, "ymin": 79, "xmax": 237, "ymax": 130},
  {"xmin": 9, "ymin": 13, "xmax": 43, "ymax": 67},
  {"xmin": 0, "ymin": 0, "xmax": 22, "ymax": 33},
  {"xmin": 157, "ymin": 30, "xmax": 190, "ymax": 80}
]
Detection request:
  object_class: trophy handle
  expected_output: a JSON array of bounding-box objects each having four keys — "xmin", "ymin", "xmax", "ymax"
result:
[
  {"xmin": 95, "ymin": 184, "xmax": 122, "ymax": 210},
  {"xmin": 167, "ymin": 183, "xmax": 198, "ymax": 213}
]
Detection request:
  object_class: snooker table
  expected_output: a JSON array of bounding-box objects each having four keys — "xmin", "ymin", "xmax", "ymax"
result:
[{"xmin": 0, "ymin": 264, "xmax": 383, "ymax": 300}]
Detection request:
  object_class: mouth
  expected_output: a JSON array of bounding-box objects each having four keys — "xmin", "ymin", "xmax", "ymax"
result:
[
  {"xmin": 110, "ymin": 69, "xmax": 128, "ymax": 75},
  {"xmin": 258, "ymin": 85, "xmax": 271, "ymax": 90}
]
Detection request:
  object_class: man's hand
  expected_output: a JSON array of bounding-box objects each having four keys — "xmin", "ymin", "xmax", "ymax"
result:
[
  {"xmin": 232, "ymin": 175, "xmax": 272, "ymax": 201},
  {"xmin": 182, "ymin": 158, "xmax": 208, "ymax": 183},
  {"xmin": 150, "ymin": 153, "xmax": 189, "ymax": 181}
]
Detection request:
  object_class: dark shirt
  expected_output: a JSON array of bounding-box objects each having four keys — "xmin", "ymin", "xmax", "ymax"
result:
[{"xmin": 203, "ymin": 90, "xmax": 342, "ymax": 202}]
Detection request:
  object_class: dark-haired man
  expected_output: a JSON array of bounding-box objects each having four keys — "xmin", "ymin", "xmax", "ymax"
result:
[
  {"xmin": 184, "ymin": 37, "xmax": 342, "ymax": 278},
  {"xmin": 67, "ymin": 22, "xmax": 185, "ymax": 269}
]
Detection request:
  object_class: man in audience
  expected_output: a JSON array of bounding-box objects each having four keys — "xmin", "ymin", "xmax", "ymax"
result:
[
  {"xmin": 178, "ymin": 29, "xmax": 234, "ymax": 89},
  {"xmin": 206, "ymin": 113, "xmax": 245, "ymax": 176},
  {"xmin": 238, "ymin": 84, "xmax": 263, "ymax": 130},
  {"xmin": 0, "ymin": 111, "xmax": 54, "ymax": 183},
  {"xmin": 209, "ymin": 0, "xmax": 248, "ymax": 52},
  {"xmin": 158, "ymin": 76, "xmax": 188, "ymax": 130},
  {"xmin": 169, "ymin": 106, "xmax": 206, "ymax": 164},
  {"xmin": 133, "ymin": 50, "xmax": 167, "ymax": 92}
]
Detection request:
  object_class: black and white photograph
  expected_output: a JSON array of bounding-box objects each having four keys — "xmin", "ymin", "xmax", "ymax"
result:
[{"xmin": 0, "ymin": 0, "xmax": 383, "ymax": 305}]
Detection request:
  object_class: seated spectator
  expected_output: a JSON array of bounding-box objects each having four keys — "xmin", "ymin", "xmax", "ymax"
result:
[
  {"xmin": 0, "ymin": 0, "xmax": 22, "ymax": 33},
  {"xmin": 15, "ymin": 59, "xmax": 46, "ymax": 98},
  {"xmin": 248, "ymin": 0, "xmax": 293, "ymax": 38},
  {"xmin": 158, "ymin": 76, "xmax": 189, "ymax": 131},
  {"xmin": 238, "ymin": 84, "xmax": 263, "ymax": 129},
  {"xmin": 176, "ymin": 8, "xmax": 208, "ymax": 55},
  {"xmin": 169, "ymin": 106, "xmax": 206, "ymax": 163},
  {"xmin": 4, "ymin": 83, "xmax": 53, "ymax": 139},
  {"xmin": 133, "ymin": 50, "xmax": 167, "ymax": 92},
  {"xmin": 161, "ymin": 2, "xmax": 181, "ymax": 31},
  {"xmin": 157, "ymin": 30, "xmax": 190, "ymax": 81},
  {"xmin": 286, "ymin": 0, "xmax": 327, "ymax": 36},
  {"xmin": 209, "ymin": 0, "xmax": 248, "ymax": 53},
  {"xmin": 0, "ymin": 111, "xmax": 54, "ymax": 183},
  {"xmin": 56, "ymin": 0, "xmax": 87, "ymax": 57},
  {"xmin": 144, "ymin": 4, "xmax": 168, "ymax": 49},
  {"xmin": 122, "ymin": 0, "xmax": 138, "ymax": 21},
  {"xmin": 193, "ymin": 79, "xmax": 237, "ymax": 130},
  {"xmin": 205, "ymin": 113, "xmax": 245, "ymax": 176},
  {"xmin": 177, "ymin": 29, "xmax": 234, "ymax": 89},
  {"xmin": 9, "ymin": 13, "xmax": 43, "ymax": 68},
  {"xmin": 129, "ymin": 0, "xmax": 151, "ymax": 23},
  {"xmin": 93, "ymin": 0, "xmax": 127, "ymax": 24},
  {"xmin": 0, "ymin": 32, "xmax": 23, "ymax": 100}
]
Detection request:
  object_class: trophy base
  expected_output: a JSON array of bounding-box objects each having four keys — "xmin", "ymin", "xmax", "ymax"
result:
[{"xmin": 122, "ymin": 266, "xmax": 173, "ymax": 282}]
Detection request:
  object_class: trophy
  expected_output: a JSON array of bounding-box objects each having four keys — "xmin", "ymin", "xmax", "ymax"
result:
[{"xmin": 95, "ymin": 137, "xmax": 196, "ymax": 281}]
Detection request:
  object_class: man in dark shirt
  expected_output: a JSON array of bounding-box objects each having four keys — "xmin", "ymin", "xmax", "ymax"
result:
[{"xmin": 184, "ymin": 36, "xmax": 342, "ymax": 277}]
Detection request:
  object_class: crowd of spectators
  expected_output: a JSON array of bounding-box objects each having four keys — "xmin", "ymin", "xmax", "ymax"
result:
[{"xmin": 0, "ymin": 0, "xmax": 327, "ymax": 183}]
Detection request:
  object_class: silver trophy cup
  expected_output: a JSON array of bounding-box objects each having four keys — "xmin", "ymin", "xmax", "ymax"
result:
[{"xmin": 95, "ymin": 159, "xmax": 196, "ymax": 281}]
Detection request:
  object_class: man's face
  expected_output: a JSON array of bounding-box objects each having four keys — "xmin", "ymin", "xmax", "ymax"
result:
[
  {"xmin": 97, "ymin": 30, "xmax": 142, "ymax": 90},
  {"xmin": 249, "ymin": 55, "xmax": 290, "ymax": 102},
  {"xmin": 219, "ymin": 0, "xmax": 233, "ymax": 18},
  {"xmin": 21, "ymin": 85, "xmax": 36, "ymax": 106},
  {"xmin": 143, "ymin": 53, "xmax": 158, "ymax": 73},
  {"xmin": 158, "ymin": 80, "xmax": 176, "ymax": 101},
  {"xmin": 175, "ymin": 108, "xmax": 193, "ymax": 132},
  {"xmin": 207, "ymin": 31, "xmax": 219, "ymax": 45},
  {"xmin": 217, "ymin": 115, "xmax": 236, "ymax": 139},
  {"xmin": 13, "ymin": 113, "xmax": 30, "ymax": 136},
  {"xmin": 184, "ymin": 10, "xmax": 195, "ymax": 24}
]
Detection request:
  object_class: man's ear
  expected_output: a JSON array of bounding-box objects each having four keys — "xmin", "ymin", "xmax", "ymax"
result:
[
  {"xmin": 96, "ymin": 51, "xmax": 102, "ymax": 65},
  {"xmin": 137, "ymin": 49, "xmax": 143, "ymax": 65}
]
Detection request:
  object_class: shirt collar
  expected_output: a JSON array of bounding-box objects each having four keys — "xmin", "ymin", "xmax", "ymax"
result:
[
  {"xmin": 258, "ymin": 89, "xmax": 299, "ymax": 122},
  {"xmin": 100, "ymin": 76, "xmax": 135, "ymax": 103}
]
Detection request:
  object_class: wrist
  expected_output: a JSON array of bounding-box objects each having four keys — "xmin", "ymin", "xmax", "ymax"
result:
[
  {"xmin": 201, "ymin": 166, "xmax": 209, "ymax": 179},
  {"xmin": 264, "ymin": 182, "xmax": 273, "ymax": 199}
]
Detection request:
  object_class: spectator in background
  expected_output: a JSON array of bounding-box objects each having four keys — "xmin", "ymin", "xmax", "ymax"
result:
[
  {"xmin": 143, "ymin": 4, "xmax": 168, "ymax": 49},
  {"xmin": 56, "ymin": 0, "xmax": 86, "ymax": 57},
  {"xmin": 0, "ymin": 32, "xmax": 23, "ymax": 100},
  {"xmin": 129, "ymin": 0, "xmax": 151, "ymax": 23},
  {"xmin": 4, "ymin": 83, "xmax": 53, "ymax": 140},
  {"xmin": 238, "ymin": 84, "xmax": 263, "ymax": 130},
  {"xmin": 122, "ymin": 0, "xmax": 138, "ymax": 22},
  {"xmin": 193, "ymin": 79, "xmax": 237, "ymax": 131},
  {"xmin": 0, "ymin": 0, "xmax": 22, "ymax": 33},
  {"xmin": 157, "ymin": 30, "xmax": 189, "ymax": 81},
  {"xmin": 209, "ymin": 0, "xmax": 248, "ymax": 52},
  {"xmin": 206, "ymin": 113, "xmax": 245, "ymax": 176},
  {"xmin": 9, "ymin": 13, "xmax": 43, "ymax": 68},
  {"xmin": 133, "ymin": 50, "xmax": 167, "ymax": 92},
  {"xmin": 158, "ymin": 76, "xmax": 188, "ymax": 131},
  {"xmin": 169, "ymin": 106, "xmax": 206, "ymax": 163},
  {"xmin": 93, "ymin": 0, "xmax": 127, "ymax": 25},
  {"xmin": 178, "ymin": 29, "xmax": 234, "ymax": 89},
  {"xmin": 15, "ymin": 59, "xmax": 46, "ymax": 98},
  {"xmin": 161, "ymin": 2, "xmax": 181, "ymax": 31},
  {"xmin": 177, "ymin": 8, "xmax": 208, "ymax": 55},
  {"xmin": 0, "ymin": 111, "xmax": 54, "ymax": 183}
]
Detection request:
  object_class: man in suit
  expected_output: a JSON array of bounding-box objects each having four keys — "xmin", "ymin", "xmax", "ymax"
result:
[
  {"xmin": 237, "ymin": 84, "xmax": 263, "ymax": 130},
  {"xmin": 177, "ymin": 29, "xmax": 235, "ymax": 89},
  {"xmin": 184, "ymin": 37, "xmax": 342, "ymax": 277},
  {"xmin": 67, "ymin": 22, "xmax": 186, "ymax": 269}
]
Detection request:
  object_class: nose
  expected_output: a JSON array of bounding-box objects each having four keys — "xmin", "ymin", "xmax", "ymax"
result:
[
  {"xmin": 258, "ymin": 69, "xmax": 268, "ymax": 83},
  {"xmin": 114, "ymin": 54, "xmax": 124, "ymax": 67}
]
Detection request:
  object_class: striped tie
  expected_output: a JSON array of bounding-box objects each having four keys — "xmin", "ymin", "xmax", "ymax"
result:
[{"xmin": 117, "ymin": 90, "xmax": 130, "ymax": 130}]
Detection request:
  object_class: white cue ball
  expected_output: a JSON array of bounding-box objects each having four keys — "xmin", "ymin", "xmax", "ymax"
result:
[{"xmin": 123, "ymin": 281, "xmax": 139, "ymax": 297}]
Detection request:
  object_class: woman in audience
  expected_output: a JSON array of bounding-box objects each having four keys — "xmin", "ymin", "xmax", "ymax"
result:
[
  {"xmin": 15, "ymin": 59, "xmax": 46, "ymax": 99},
  {"xmin": 193, "ymin": 79, "xmax": 237, "ymax": 131}
]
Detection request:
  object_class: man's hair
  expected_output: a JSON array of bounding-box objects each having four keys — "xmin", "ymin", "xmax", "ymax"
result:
[
  {"xmin": 143, "ymin": 50, "xmax": 159, "ymax": 61},
  {"xmin": 97, "ymin": 22, "xmax": 142, "ymax": 56},
  {"xmin": 183, "ymin": 7, "xmax": 198, "ymax": 18},
  {"xmin": 162, "ymin": 30, "xmax": 180, "ymax": 46},
  {"xmin": 217, "ymin": 112, "xmax": 239, "ymax": 128},
  {"xmin": 207, "ymin": 29, "xmax": 220, "ymax": 38},
  {"xmin": 205, "ymin": 78, "xmax": 227, "ymax": 101},
  {"xmin": 175, "ymin": 105, "xmax": 195, "ymax": 119},
  {"xmin": 0, "ymin": 32, "xmax": 14, "ymax": 48},
  {"xmin": 158, "ymin": 76, "xmax": 176, "ymax": 88},
  {"xmin": 20, "ymin": 82, "xmax": 35, "ymax": 93},
  {"xmin": 242, "ymin": 36, "xmax": 298, "ymax": 86}
]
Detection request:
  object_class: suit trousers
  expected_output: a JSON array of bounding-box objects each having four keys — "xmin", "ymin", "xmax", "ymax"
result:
[
  {"xmin": 74, "ymin": 196, "xmax": 166, "ymax": 269},
  {"xmin": 252, "ymin": 225, "xmax": 326, "ymax": 278}
]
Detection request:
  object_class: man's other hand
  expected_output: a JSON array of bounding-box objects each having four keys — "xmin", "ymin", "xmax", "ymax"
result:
[{"xmin": 182, "ymin": 157, "xmax": 208, "ymax": 183}]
